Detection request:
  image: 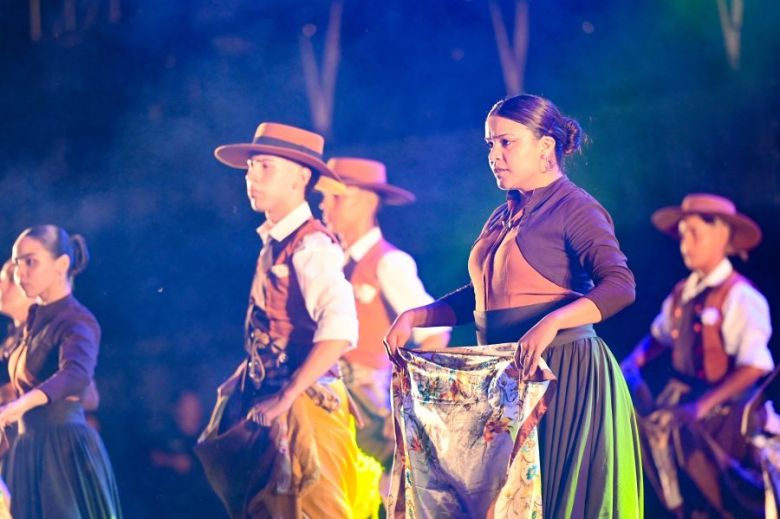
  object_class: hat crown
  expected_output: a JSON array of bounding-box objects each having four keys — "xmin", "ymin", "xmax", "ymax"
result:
[
  {"xmin": 326, "ymin": 158, "xmax": 387, "ymax": 185},
  {"xmin": 213, "ymin": 122, "xmax": 346, "ymax": 194},
  {"xmin": 680, "ymin": 193, "xmax": 736, "ymax": 216},
  {"xmin": 651, "ymin": 192, "xmax": 763, "ymax": 253},
  {"xmin": 252, "ymin": 123, "xmax": 325, "ymax": 157}
]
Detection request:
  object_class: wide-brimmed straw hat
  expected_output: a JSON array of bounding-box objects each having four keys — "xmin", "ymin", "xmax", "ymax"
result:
[
  {"xmin": 652, "ymin": 193, "xmax": 762, "ymax": 253},
  {"xmin": 214, "ymin": 122, "xmax": 346, "ymax": 194},
  {"xmin": 325, "ymin": 157, "xmax": 415, "ymax": 205}
]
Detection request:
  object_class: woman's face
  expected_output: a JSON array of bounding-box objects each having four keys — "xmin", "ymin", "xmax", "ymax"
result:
[
  {"xmin": 0, "ymin": 261, "xmax": 31, "ymax": 319},
  {"xmin": 12, "ymin": 237, "xmax": 67, "ymax": 300},
  {"xmin": 485, "ymin": 115, "xmax": 553, "ymax": 192}
]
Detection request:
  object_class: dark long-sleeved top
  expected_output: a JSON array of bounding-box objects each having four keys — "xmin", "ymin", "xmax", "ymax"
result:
[
  {"xmin": 7, "ymin": 294, "xmax": 99, "ymax": 402},
  {"xmin": 441, "ymin": 175, "xmax": 635, "ymax": 323}
]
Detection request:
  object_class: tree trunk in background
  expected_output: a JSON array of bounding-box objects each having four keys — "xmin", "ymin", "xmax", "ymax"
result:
[
  {"xmin": 717, "ymin": 0, "xmax": 743, "ymax": 70},
  {"xmin": 300, "ymin": 1, "xmax": 343, "ymax": 137},
  {"xmin": 490, "ymin": 0, "xmax": 529, "ymax": 96}
]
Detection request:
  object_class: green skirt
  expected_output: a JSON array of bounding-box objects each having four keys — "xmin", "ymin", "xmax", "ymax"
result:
[
  {"xmin": 477, "ymin": 304, "xmax": 643, "ymax": 518},
  {"xmin": 540, "ymin": 337, "xmax": 643, "ymax": 518}
]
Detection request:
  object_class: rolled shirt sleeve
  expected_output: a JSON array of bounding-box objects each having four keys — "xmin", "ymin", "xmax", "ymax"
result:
[
  {"xmin": 722, "ymin": 281, "xmax": 774, "ymax": 371},
  {"xmin": 376, "ymin": 250, "xmax": 451, "ymax": 344},
  {"xmin": 37, "ymin": 316, "xmax": 99, "ymax": 402},
  {"xmin": 292, "ymin": 232, "xmax": 359, "ymax": 349},
  {"xmin": 650, "ymin": 295, "xmax": 675, "ymax": 347}
]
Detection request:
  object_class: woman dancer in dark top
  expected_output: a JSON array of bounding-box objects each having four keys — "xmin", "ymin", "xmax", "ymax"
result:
[
  {"xmin": 386, "ymin": 94, "xmax": 642, "ymax": 517},
  {"xmin": 0, "ymin": 225, "xmax": 121, "ymax": 519}
]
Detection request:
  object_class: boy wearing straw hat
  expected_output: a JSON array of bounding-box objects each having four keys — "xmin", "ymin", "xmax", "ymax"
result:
[
  {"xmin": 622, "ymin": 193, "xmax": 773, "ymax": 517},
  {"xmin": 196, "ymin": 124, "xmax": 381, "ymax": 518},
  {"xmin": 319, "ymin": 158, "xmax": 450, "ymax": 471}
]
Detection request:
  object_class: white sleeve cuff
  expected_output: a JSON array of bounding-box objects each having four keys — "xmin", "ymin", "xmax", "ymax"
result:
[
  {"xmin": 293, "ymin": 232, "xmax": 359, "ymax": 350},
  {"xmin": 650, "ymin": 295, "xmax": 674, "ymax": 346}
]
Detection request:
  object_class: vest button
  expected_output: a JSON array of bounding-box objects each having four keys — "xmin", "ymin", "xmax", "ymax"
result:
[
  {"xmin": 671, "ymin": 329, "xmax": 680, "ymax": 339},
  {"xmin": 693, "ymin": 323, "xmax": 702, "ymax": 333}
]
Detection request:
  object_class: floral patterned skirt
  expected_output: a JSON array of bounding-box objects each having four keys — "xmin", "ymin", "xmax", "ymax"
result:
[
  {"xmin": 476, "ymin": 305, "xmax": 644, "ymax": 518},
  {"xmin": 387, "ymin": 343, "xmax": 555, "ymax": 518},
  {"xmin": 387, "ymin": 336, "xmax": 643, "ymax": 518}
]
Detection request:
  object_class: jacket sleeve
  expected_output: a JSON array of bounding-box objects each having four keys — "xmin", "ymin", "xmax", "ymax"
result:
[
  {"xmin": 37, "ymin": 315, "xmax": 99, "ymax": 402},
  {"xmin": 437, "ymin": 283, "xmax": 476, "ymax": 325},
  {"xmin": 566, "ymin": 199, "xmax": 636, "ymax": 320}
]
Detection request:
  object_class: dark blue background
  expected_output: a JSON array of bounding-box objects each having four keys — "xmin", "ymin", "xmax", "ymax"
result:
[{"xmin": 1, "ymin": 1, "xmax": 778, "ymax": 515}]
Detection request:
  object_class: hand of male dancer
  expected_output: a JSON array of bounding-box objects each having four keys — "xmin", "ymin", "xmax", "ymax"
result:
[
  {"xmin": 247, "ymin": 391, "xmax": 295, "ymax": 428},
  {"xmin": 247, "ymin": 339, "xmax": 351, "ymax": 427}
]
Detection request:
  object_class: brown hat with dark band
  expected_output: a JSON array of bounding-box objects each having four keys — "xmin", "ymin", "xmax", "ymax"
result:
[
  {"xmin": 326, "ymin": 157, "xmax": 415, "ymax": 205},
  {"xmin": 652, "ymin": 193, "xmax": 762, "ymax": 253},
  {"xmin": 214, "ymin": 122, "xmax": 346, "ymax": 194}
]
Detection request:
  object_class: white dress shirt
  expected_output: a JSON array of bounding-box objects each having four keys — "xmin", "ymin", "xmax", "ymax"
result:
[
  {"xmin": 251, "ymin": 202, "xmax": 358, "ymax": 349},
  {"xmin": 345, "ymin": 227, "xmax": 451, "ymax": 345},
  {"xmin": 651, "ymin": 258, "xmax": 773, "ymax": 371}
]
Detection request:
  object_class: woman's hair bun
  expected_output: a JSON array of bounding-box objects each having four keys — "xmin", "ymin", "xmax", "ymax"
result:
[{"xmin": 561, "ymin": 117, "xmax": 583, "ymax": 156}]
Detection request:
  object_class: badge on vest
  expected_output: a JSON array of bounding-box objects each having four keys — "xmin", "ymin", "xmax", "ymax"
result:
[
  {"xmin": 700, "ymin": 307, "xmax": 721, "ymax": 326},
  {"xmin": 354, "ymin": 283, "xmax": 378, "ymax": 303},
  {"xmin": 269, "ymin": 264, "xmax": 290, "ymax": 278}
]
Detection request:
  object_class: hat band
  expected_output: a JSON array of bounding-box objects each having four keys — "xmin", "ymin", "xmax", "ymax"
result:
[
  {"xmin": 252, "ymin": 136, "xmax": 323, "ymax": 160},
  {"xmin": 682, "ymin": 208, "xmax": 735, "ymax": 216}
]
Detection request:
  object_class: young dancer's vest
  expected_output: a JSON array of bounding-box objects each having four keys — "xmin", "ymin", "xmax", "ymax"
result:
[
  {"xmin": 669, "ymin": 271, "xmax": 746, "ymax": 384},
  {"xmin": 244, "ymin": 218, "xmax": 339, "ymax": 389},
  {"xmin": 343, "ymin": 239, "xmax": 398, "ymax": 370}
]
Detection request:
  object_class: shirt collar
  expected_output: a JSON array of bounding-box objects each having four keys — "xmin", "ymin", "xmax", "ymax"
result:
[
  {"xmin": 256, "ymin": 203, "xmax": 313, "ymax": 245},
  {"xmin": 682, "ymin": 258, "xmax": 733, "ymax": 301},
  {"xmin": 28, "ymin": 294, "xmax": 74, "ymax": 325},
  {"xmin": 506, "ymin": 175, "xmax": 569, "ymax": 213},
  {"xmin": 345, "ymin": 227, "xmax": 382, "ymax": 262}
]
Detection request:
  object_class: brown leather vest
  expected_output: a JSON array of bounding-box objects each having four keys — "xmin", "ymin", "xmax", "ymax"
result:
[
  {"xmin": 669, "ymin": 271, "xmax": 745, "ymax": 384},
  {"xmin": 343, "ymin": 239, "xmax": 397, "ymax": 370},
  {"xmin": 244, "ymin": 218, "xmax": 339, "ymax": 389}
]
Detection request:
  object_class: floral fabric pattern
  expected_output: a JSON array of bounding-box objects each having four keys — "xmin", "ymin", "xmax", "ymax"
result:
[{"xmin": 387, "ymin": 343, "xmax": 555, "ymax": 518}]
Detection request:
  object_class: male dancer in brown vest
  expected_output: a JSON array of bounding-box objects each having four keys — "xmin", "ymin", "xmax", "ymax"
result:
[
  {"xmin": 197, "ymin": 124, "xmax": 381, "ymax": 518},
  {"xmin": 622, "ymin": 193, "xmax": 773, "ymax": 517},
  {"xmin": 319, "ymin": 158, "xmax": 450, "ymax": 472}
]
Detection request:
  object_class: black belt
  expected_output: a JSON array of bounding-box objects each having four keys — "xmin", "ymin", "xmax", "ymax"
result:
[{"xmin": 474, "ymin": 301, "xmax": 596, "ymax": 346}]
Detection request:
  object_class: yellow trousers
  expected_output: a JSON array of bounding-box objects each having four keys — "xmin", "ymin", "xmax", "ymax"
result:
[{"xmin": 248, "ymin": 380, "xmax": 382, "ymax": 519}]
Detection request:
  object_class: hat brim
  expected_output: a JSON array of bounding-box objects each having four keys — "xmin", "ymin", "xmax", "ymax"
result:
[
  {"xmin": 343, "ymin": 181, "xmax": 416, "ymax": 205},
  {"xmin": 214, "ymin": 143, "xmax": 346, "ymax": 195},
  {"xmin": 651, "ymin": 206, "xmax": 763, "ymax": 252}
]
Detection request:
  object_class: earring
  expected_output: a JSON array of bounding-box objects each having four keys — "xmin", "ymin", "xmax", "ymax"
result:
[{"xmin": 539, "ymin": 155, "xmax": 552, "ymax": 173}]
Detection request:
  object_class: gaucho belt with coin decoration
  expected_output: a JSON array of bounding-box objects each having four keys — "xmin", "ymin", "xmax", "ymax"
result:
[
  {"xmin": 244, "ymin": 297, "xmax": 293, "ymax": 390},
  {"xmin": 243, "ymin": 297, "xmax": 343, "ymax": 413}
]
